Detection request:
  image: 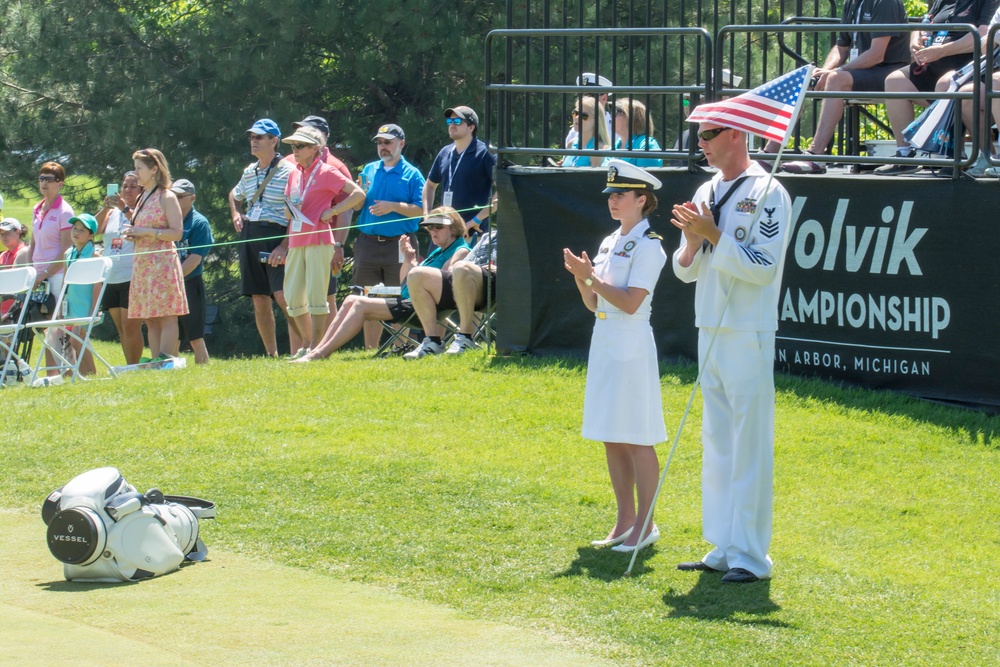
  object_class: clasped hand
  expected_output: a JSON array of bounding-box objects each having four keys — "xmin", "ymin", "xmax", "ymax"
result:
[
  {"xmin": 671, "ymin": 201, "xmax": 716, "ymax": 244},
  {"xmin": 563, "ymin": 248, "xmax": 593, "ymax": 281}
]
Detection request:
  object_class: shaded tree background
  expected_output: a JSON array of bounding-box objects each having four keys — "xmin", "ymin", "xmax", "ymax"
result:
[{"xmin": 0, "ymin": 0, "xmax": 503, "ymax": 354}]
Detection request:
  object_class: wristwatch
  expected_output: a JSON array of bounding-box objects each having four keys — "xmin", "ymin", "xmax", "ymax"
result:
[
  {"xmin": 583, "ymin": 275, "xmax": 595, "ymax": 287},
  {"xmin": 334, "ymin": 241, "xmax": 343, "ymax": 249}
]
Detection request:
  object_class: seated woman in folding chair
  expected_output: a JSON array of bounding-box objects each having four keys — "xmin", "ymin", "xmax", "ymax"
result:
[
  {"xmin": 402, "ymin": 227, "xmax": 496, "ymax": 359},
  {"xmin": 292, "ymin": 207, "xmax": 469, "ymax": 363}
]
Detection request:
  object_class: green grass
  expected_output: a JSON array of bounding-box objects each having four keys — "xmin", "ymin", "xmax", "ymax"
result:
[{"xmin": 2, "ymin": 345, "xmax": 998, "ymax": 665}]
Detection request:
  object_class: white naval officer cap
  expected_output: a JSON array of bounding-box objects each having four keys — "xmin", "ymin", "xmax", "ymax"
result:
[{"xmin": 603, "ymin": 159, "xmax": 662, "ymax": 194}]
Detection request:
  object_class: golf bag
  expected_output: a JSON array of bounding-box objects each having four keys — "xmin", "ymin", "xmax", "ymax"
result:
[{"xmin": 41, "ymin": 467, "xmax": 216, "ymax": 582}]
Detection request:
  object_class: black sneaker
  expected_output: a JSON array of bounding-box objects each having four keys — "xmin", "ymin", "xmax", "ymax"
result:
[{"xmin": 874, "ymin": 150, "xmax": 919, "ymax": 175}]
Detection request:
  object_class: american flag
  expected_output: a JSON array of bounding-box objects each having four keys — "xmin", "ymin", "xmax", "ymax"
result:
[{"xmin": 687, "ymin": 65, "xmax": 814, "ymax": 144}]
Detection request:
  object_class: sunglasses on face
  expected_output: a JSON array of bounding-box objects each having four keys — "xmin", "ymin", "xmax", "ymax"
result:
[
  {"xmin": 288, "ymin": 143, "xmax": 313, "ymax": 150},
  {"xmin": 445, "ymin": 118, "xmax": 464, "ymax": 125},
  {"xmin": 422, "ymin": 223, "xmax": 447, "ymax": 230},
  {"xmin": 572, "ymin": 110, "xmax": 590, "ymax": 120},
  {"xmin": 38, "ymin": 176, "xmax": 59, "ymax": 183},
  {"xmin": 697, "ymin": 127, "xmax": 731, "ymax": 142}
]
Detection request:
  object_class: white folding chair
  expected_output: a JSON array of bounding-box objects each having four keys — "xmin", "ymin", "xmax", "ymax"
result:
[
  {"xmin": 30, "ymin": 257, "xmax": 117, "ymax": 383},
  {"xmin": 0, "ymin": 266, "xmax": 38, "ymax": 387}
]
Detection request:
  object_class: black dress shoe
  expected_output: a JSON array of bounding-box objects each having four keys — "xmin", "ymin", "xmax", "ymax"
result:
[
  {"xmin": 721, "ymin": 567, "xmax": 759, "ymax": 583},
  {"xmin": 677, "ymin": 561, "xmax": 723, "ymax": 572}
]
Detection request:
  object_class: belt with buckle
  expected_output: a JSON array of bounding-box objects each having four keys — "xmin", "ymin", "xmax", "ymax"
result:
[
  {"xmin": 596, "ymin": 310, "xmax": 647, "ymax": 321},
  {"xmin": 366, "ymin": 233, "xmax": 402, "ymax": 243}
]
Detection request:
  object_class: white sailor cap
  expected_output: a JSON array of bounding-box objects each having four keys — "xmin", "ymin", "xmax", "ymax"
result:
[
  {"xmin": 603, "ymin": 159, "xmax": 662, "ymax": 193},
  {"xmin": 577, "ymin": 72, "xmax": 613, "ymax": 88}
]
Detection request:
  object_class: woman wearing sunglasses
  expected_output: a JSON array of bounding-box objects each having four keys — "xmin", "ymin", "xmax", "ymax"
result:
[
  {"xmin": 563, "ymin": 96, "xmax": 612, "ymax": 167},
  {"xmin": 26, "ymin": 162, "xmax": 75, "ymax": 291},
  {"xmin": 292, "ymin": 206, "xmax": 470, "ymax": 362},
  {"xmin": 563, "ymin": 159, "xmax": 667, "ymax": 553},
  {"xmin": 603, "ymin": 98, "xmax": 663, "ymax": 168}
]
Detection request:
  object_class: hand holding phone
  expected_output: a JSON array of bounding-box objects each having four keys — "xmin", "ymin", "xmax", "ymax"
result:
[{"xmin": 107, "ymin": 184, "xmax": 120, "ymax": 197}]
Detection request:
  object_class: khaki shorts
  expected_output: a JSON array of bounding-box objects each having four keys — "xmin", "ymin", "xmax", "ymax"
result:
[{"xmin": 284, "ymin": 244, "xmax": 336, "ymax": 317}]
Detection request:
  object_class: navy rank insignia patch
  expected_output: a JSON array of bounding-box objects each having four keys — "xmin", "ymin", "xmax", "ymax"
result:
[
  {"xmin": 598, "ymin": 246, "xmax": 610, "ymax": 254},
  {"xmin": 734, "ymin": 226, "xmax": 748, "ymax": 242},
  {"xmin": 607, "ymin": 166, "xmax": 618, "ymax": 182},
  {"xmin": 760, "ymin": 207, "xmax": 779, "ymax": 238},
  {"xmin": 735, "ymin": 198, "xmax": 757, "ymax": 214}
]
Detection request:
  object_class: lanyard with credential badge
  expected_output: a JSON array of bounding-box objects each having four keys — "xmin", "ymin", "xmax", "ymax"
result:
[{"xmin": 443, "ymin": 146, "xmax": 467, "ymax": 207}]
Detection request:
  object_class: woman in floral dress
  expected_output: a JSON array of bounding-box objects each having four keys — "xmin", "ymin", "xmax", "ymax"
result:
[{"xmin": 125, "ymin": 148, "xmax": 188, "ymax": 359}]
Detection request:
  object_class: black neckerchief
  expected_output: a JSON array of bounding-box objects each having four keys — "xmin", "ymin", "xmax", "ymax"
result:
[{"xmin": 705, "ymin": 175, "xmax": 749, "ymax": 252}]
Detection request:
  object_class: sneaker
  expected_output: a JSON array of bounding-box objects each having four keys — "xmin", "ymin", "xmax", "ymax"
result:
[
  {"xmin": 446, "ymin": 334, "xmax": 478, "ymax": 355},
  {"xmin": 874, "ymin": 149, "xmax": 920, "ymax": 175},
  {"xmin": 403, "ymin": 337, "xmax": 445, "ymax": 360},
  {"xmin": 780, "ymin": 158, "xmax": 826, "ymax": 174},
  {"xmin": 31, "ymin": 374, "xmax": 63, "ymax": 388},
  {"xmin": 965, "ymin": 154, "xmax": 992, "ymax": 178},
  {"xmin": 288, "ymin": 347, "xmax": 311, "ymax": 360},
  {"xmin": 986, "ymin": 166, "xmax": 1000, "ymax": 178}
]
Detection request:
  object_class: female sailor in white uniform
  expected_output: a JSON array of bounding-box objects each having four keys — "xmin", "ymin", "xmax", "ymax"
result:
[{"xmin": 563, "ymin": 159, "xmax": 668, "ymax": 553}]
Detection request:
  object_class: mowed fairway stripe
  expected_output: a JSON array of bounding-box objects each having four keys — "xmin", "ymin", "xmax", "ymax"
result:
[{"xmin": 2, "ymin": 510, "xmax": 610, "ymax": 666}]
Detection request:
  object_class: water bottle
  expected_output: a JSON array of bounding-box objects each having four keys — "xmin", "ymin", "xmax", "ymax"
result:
[{"xmin": 921, "ymin": 14, "xmax": 932, "ymax": 48}]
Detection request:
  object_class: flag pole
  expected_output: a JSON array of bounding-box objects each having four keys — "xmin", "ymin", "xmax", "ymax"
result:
[{"xmin": 624, "ymin": 65, "xmax": 814, "ymax": 576}]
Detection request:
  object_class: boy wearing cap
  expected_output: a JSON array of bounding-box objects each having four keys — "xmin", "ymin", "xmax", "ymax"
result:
[
  {"xmin": 354, "ymin": 123, "xmax": 426, "ymax": 348},
  {"xmin": 61, "ymin": 213, "xmax": 102, "ymax": 376},
  {"xmin": 172, "ymin": 179, "xmax": 215, "ymax": 364},
  {"xmin": 423, "ymin": 106, "xmax": 497, "ymax": 236}
]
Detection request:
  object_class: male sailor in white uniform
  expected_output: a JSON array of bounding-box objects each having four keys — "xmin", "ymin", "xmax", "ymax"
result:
[{"xmin": 670, "ymin": 121, "xmax": 792, "ymax": 584}]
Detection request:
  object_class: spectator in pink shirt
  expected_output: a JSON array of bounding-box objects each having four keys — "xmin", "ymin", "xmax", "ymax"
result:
[
  {"xmin": 281, "ymin": 125, "xmax": 365, "ymax": 358},
  {"xmin": 26, "ymin": 161, "xmax": 74, "ymax": 292}
]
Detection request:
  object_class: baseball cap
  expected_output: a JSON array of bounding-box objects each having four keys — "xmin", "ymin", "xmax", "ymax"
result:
[
  {"xmin": 292, "ymin": 115, "xmax": 330, "ymax": 137},
  {"xmin": 171, "ymin": 179, "xmax": 196, "ymax": 196},
  {"xmin": 246, "ymin": 118, "xmax": 281, "ymax": 138},
  {"xmin": 0, "ymin": 217, "xmax": 23, "ymax": 234},
  {"xmin": 68, "ymin": 213, "xmax": 99, "ymax": 235},
  {"xmin": 373, "ymin": 124, "xmax": 405, "ymax": 141},
  {"xmin": 444, "ymin": 106, "xmax": 479, "ymax": 128}
]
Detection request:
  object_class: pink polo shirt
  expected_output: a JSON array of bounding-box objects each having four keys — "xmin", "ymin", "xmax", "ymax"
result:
[
  {"xmin": 284, "ymin": 157, "xmax": 349, "ymax": 248},
  {"xmin": 32, "ymin": 196, "xmax": 75, "ymax": 275},
  {"xmin": 282, "ymin": 147, "xmax": 353, "ymax": 205}
]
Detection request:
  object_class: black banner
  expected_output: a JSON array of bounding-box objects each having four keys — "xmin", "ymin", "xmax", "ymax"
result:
[{"xmin": 496, "ymin": 167, "xmax": 1000, "ymax": 407}]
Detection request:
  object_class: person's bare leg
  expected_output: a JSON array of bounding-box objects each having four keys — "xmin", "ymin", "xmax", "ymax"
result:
[
  {"xmin": 884, "ymin": 69, "xmax": 920, "ymax": 147},
  {"xmin": 122, "ymin": 312, "xmax": 144, "ymax": 364},
  {"xmin": 190, "ymin": 338, "xmax": 209, "ymax": 364},
  {"xmin": 405, "ymin": 267, "xmax": 445, "ymax": 337},
  {"xmin": 621, "ymin": 445, "xmax": 660, "ymax": 546},
  {"xmin": 808, "ymin": 69, "xmax": 854, "ymax": 155},
  {"xmin": 602, "ymin": 442, "xmax": 637, "ymax": 541},
  {"xmin": 451, "ymin": 263, "xmax": 484, "ymax": 335},
  {"xmin": 363, "ymin": 321, "xmax": 383, "ymax": 349},
  {"xmin": 158, "ymin": 316, "xmax": 179, "ymax": 358},
  {"xmin": 252, "ymin": 294, "xmax": 278, "ymax": 357},
  {"xmin": 297, "ymin": 298, "xmax": 391, "ymax": 361},
  {"xmin": 146, "ymin": 318, "xmax": 162, "ymax": 359}
]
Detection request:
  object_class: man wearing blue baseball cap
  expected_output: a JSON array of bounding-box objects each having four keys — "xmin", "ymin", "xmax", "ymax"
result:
[{"xmin": 228, "ymin": 118, "xmax": 294, "ymax": 357}]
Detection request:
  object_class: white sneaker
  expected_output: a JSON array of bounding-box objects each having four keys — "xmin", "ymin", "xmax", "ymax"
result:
[
  {"xmin": 403, "ymin": 337, "xmax": 445, "ymax": 360},
  {"xmin": 446, "ymin": 334, "xmax": 478, "ymax": 355},
  {"xmin": 288, "ymin": 347, "xmax": 311, "ymax": 360},
  {"xmin": 31, "ymin": 374, "xmax": 63, "ymax": 388}
]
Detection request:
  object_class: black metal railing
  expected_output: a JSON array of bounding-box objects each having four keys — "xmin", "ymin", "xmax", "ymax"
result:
[{"xmin": 485, "ymin": 13, "xmax": 992, "ymax": 177}]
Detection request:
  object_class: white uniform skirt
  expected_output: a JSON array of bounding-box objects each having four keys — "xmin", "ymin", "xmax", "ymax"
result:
[{"xmin": 582, "ymin": 318, "xmax": 667, "ymax": 446}]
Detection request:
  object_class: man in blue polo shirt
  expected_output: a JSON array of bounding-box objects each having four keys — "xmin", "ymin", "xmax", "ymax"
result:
[
  {"xmin": 173, "ymin": 178, "xmax": 216, "ymax": 364},
  {"xmin": 354, "ymin": 123, "xmax": 426, "ymax": 348},
  {"xmin": 423, "ymin": 106, "xmax": 496, "ymax": 237}
]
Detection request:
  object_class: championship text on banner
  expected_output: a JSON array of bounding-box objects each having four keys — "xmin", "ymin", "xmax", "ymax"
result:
[{"xmin": 496, "ymin": 168, "xmax": 1000, "ymax": 407}]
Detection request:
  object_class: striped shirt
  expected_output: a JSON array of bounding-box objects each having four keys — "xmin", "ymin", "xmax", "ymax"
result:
[{"xmin": 232, "ymin": 157, "xmax": 293, "ymax": 226}]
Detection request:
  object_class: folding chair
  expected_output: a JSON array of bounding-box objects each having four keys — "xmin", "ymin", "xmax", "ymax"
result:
[
  {"xmin": 0, "ymin": 266, "xmax": 38, "ymax": 387},
  {"xmin": 30, "ymin": 257, "xmax": 118, "ymax": 384}
]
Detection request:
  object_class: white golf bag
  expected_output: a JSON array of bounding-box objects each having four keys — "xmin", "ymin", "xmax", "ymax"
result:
[{"xmin": 42, "ymin": 467, "xmax": 216, "ymax": 582}]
